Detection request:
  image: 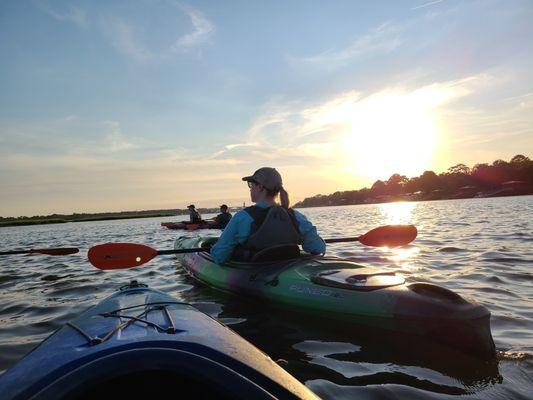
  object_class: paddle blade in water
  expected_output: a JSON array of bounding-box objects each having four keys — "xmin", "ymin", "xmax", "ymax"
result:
[
  {"xmin": 358, "ymin": 225, "xmax": 417, "ymax": 247},
  {"xmin": 88, "ymin": 243, "xmax": 157, "ymax": 270}
]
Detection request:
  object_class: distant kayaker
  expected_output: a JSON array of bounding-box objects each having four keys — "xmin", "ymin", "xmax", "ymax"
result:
[
  {"xmin": 187, "ymin": 204, "xmax": 202, "ymax": 223},
  {"xmin": 212, "ymin": 204, "xmax": 232, "ymax": 228},
  {"xmin": 210, "ymin": 167, "xmax": 325, "ymax": 263}
]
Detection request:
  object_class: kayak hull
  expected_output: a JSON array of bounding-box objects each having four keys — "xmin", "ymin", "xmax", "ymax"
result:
[
  {"xmin": 0, "ymin": 282, "xmax": 318, "ymax": 400},
  {"xmin": 175, "ymin": 236, "xmax": 496, "ymax": 359},
  {"xmin": 161, "ymin": 222, "xmax": 221, "ymax": 230}
]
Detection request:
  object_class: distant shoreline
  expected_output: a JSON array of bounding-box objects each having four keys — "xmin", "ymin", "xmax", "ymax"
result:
[
  {"xmin": 1, "ymin": 193, "xmax": 531, "ymax": 228},
  {"xmin": 295, "ymin": 192, "xmax": 532, "ymax": 209},
  {"xmin": 0, "ymin": 213, "xmax": 174, "ymax": 228},
  {"xmin": 294, "ymin": 190, "xmax": 532, "ymax": 209},
  {"xmin": 0, "ymin": 207, "xmax": 227, "ymax": 228}
]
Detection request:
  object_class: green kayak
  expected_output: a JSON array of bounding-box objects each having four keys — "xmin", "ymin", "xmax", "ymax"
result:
[{"xmin": 175, "ymin": 236, "xmax": 495, "ymax": 359}]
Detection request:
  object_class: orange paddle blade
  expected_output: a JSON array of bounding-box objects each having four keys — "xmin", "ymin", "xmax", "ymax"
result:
[
  {"xmin": 88, "ymin": 243, "xmax": 157, "ymax": 270},
  {"xmin": 30, "ymin": 248, "xmax": 79, "ymax": 255},
  {"xmin": 357, "ymin": 225, "xmax": 417, "ymax": 247}
]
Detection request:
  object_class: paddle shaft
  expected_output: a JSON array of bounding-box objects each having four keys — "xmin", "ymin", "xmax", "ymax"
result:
[
  {"xmin": 158, "ymin": 225, "xmax": 416, "ymax": 255},
  {"xmin": 157, "ymin": 248, "xmax": 206, "ymax": 255},
  {"xmin": 157, "ymin": 238, "xmax": 363, "ymax": 255},
  {"xmin": 0, "ymin": 248, "xmax": 79, "ymax": 256},
  {"xmin": 155, "ymin": 235, "xmax": 380, "ymax": 255},
  {"xmin": 324, "ymin": 237, "xmax": 361, "ymax": 244},
  {"xmin": 0, "ymin": 250, "xmax": 34, "ymax": 255}
]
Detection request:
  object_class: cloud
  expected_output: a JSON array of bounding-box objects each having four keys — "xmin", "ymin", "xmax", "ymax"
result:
[
  {"xmin": 0, "ymin": 117, "xmax": 149, "ymax": 158},
  {"xmin": 3, "ymin": 71, "xmax": 529, "ymax": 215},
  {"xmin": 39, "ymin": 2, "xmax": 89, "ymax": 29},
  {"xmin": 290, "ymin": 22, "xmax": 402, "ymax": 71},
  {"xmin": 225, "ymin": 143, "xmax": 258, "ymax": 150},
  {"xmin": 503, "ymin": 92, "xmax": 533, "ymax": 109},
  {"xmin": 171, "ymin": 4, "xmax": 215, "ymax": 52},
  {"xmin": 208, "ymin": 142, "xmax": 260, "ymax": 158},
  {"xmin": 107, "ymin": 2, "xmax": 214, "ymax": 62},
  {"xmin": 111, "ymin": 20, "xmax": 154, "ymax": 63},
  {"xmin": 411, "ymin": 0, "xmax": 444, "ymax": 11},
  {"xmin": 103, "ymin": 121, "xmax": 138, "ymax": 152},
  {"xmin": 207, "ymin": 73, "xmax": 495, "ymax": 177},
  {"xmin": 38, "ymin": 1, "xmax": 214, "ymax": 63},
  {"xmin": 0, "ymin": 74, "xmax": 499, "ymax": 174}
]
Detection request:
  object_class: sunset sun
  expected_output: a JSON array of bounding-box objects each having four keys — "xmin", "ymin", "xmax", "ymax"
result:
[{"xmin": 342, "ymin": 90, "xmax": 439, "ymax": 181}]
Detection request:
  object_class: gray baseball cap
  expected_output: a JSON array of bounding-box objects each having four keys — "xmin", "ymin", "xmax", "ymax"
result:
[{"xmin": 242, "ymin": 167, "xmax": 282, "ymax": 191}]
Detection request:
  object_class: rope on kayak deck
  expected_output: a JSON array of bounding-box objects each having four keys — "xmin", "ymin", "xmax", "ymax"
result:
[
  {"xmin": 66, "ymin": 322, "xmax": 103, "ymax": 345},
  {"xmin": 100, "ymin": 301, "xmax": 188, "ymax": 314},
  {"xmin": 66, "ymin": 303, "xmax": 181, "ymax": 346}
]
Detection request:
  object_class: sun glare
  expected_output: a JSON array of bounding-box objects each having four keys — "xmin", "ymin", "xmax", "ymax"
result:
[
  {"xmin": 342, "ymin": 91, "xmax": 438, "ymax": 181},
  {"xmin": 378, "ymin": 201, "xmax": 415, "ymax": 224},
  {"xmin": 378, "ymin": 202, "xmax": 420, "ymax": 270}
]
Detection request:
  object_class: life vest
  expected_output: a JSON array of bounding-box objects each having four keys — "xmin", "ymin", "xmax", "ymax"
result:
[
  {"xmin": 189, "ymin": 210, "xmax": 202, "ymax": 223},
  {"xmin": 215, "ymin": 212, "xmax": 232, "ymax": 228},
  {"xmin": 233, "ymin": 205, "xmax": 301, "ymax": 261}
]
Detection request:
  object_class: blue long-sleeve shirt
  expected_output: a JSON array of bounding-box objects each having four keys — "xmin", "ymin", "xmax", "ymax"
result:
[{"xmin": 210, "ymin": 203, "xmax": 326, "ymax": 264}]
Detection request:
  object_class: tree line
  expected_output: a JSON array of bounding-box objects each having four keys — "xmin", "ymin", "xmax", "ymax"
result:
[{"xmin": 294, "ymin": 155, "xmax": 533, "ymax": 208}]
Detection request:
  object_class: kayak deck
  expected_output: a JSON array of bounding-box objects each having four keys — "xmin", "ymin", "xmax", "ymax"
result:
[{"xmin": 0, "ymin": 282, "xmax": 318, "ymax": 400}]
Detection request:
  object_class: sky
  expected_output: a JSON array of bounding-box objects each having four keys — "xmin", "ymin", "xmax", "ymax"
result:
[{"xmin": 1, "ymin": 0, "xmax": 532, "ymax": 217}]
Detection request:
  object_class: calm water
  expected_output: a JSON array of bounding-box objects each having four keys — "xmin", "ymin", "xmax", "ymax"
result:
[{"xmin": 1, "ymin": 196, "xmax": 532, "ymax": 399}]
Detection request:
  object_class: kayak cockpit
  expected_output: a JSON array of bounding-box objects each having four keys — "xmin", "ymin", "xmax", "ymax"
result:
[
  {"xmin": 189, "ymin": 236, "xmax": 320, "ymax": 268},
  {"xmin": 29, "ymin": 347, "xmax": 286, "ymax": 400}
]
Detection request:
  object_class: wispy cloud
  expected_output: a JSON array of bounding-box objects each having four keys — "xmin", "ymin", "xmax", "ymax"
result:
[
  {"xmin": 290, "ymin": 22, "xmax": 402, "ymax": 71},
  {"xmin": 103, "ymin": 121, "xmax": 138, "ymax": 152},
  {"xmin": 411, "ymin": 0, "xmax": 444, "ymax": 11},
  {"xmin": 503, "ymin": 92, "xmax": 533, "ymax": 109},
  {"xmin": 38, "ymin": 2, "xmax": 89, "ymax": 29},
  {"xmin": 111, "ymin": 20, "xmax": 154, "ymax": 63},
  {"xmin": 225, "ymin": 143, "xmax": 257, "ymax": 150},
  {"xmin": 208, "ymin": 142, "xmax": 260, "ymax": 158},
  {"xmin": 0, "ymin": 117, "xmax": 148, "ymax": 158},
  {"xmin": 208, "ymin": 74, "xmax": 494, "ymax": 176},
  {"xmin": 108, "ymin": 2, "xmax": 214, "ymax": 62},
  {"xmin": 171, "ymin": 4, "xmax": 215, "ymax": 52},
  {"xmin": 38, "ymin": 1, "xmax": 214, "ymax": 63}
]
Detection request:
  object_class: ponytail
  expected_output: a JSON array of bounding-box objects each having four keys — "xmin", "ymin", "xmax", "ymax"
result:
[
  {"xmin": 279, "ymin": 186, "xmax": 290, "ymax": 209},
  {"xmin": 264, "ymin": 185, "xmax": 291, "ymax": 209}
]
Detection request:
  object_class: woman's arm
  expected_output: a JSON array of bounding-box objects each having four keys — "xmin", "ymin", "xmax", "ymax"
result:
[
  {"xmin": 210, "ymin": 211, "xmax": 253, "ymax": 264},
  {"xmin": 293, "ymin": 210, "xmax": 326, "ymax": 254}
]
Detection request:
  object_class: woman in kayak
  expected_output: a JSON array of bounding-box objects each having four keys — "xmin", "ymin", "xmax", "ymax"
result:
[
  {"xmin": 187, "ymin": 204, "xmax": 203, "ymax": 223},
  {"xmin": 210, "ymin": 167, "xmax": 325, "ymax": 263}
]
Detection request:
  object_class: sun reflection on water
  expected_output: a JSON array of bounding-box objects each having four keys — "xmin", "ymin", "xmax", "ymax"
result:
[
  {"xmin": 378, "ymin": 201, "xmax": 416, "ymax": 225},
  {"xmin": 376, "ymin": 202, "xmax": 419, "ymax": 271}
]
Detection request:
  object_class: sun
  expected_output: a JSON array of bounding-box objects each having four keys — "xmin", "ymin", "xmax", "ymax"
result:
[{"xmin": 341, "ymin": 90, "xmax": 438, "ymax": 181}]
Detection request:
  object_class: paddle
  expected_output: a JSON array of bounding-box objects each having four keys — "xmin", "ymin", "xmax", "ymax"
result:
[
  {"xmin": 0, "ymin": 247, "xmax": 79, "ymax": 256},
  {"xmin": 325, "ymin": 224, "xmax": 417, "ymax": 247},
  {"xmin": 88, "ymin": 225, "xmax": 417, "ymax": 270},
  {"xmin": 88, "ymin": 243, "xmax": 206, "ymax": 270}
]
